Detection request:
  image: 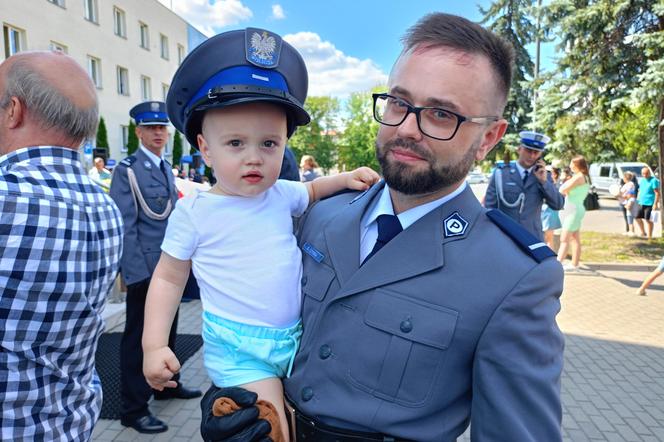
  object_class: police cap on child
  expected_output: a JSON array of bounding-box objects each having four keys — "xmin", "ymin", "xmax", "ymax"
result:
[{"xmin": 167, "ymin": 27, "xmax": 311, "ymax": 147}]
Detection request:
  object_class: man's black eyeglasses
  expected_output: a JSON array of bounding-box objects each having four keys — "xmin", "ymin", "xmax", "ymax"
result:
[{"xmin": 372, "ymin": 93, "xmax": 500, "ymax": 141}]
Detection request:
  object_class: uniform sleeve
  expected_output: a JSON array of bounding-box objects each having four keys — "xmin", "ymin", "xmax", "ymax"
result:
[
  {"xmin": 540, "ymin": 176, "xmax": 565, "ymax": 210},
  {"xmin": 109, "ymin": 164, "xmax": 150, "ymax": 285},
  {"xmin": 275, "ymin": 179, "xmax": 310, "ymax": 217},
  {"xmin": 484, "ymin": 170, "xmax": 498, "ymax": 208},
  {"xmin": 161, "ymin": 197, "xmax": 199, "ymax": 261},
  {"xmin": 471, "ymin": 258, "xmax": 564, "ymax": 442}
]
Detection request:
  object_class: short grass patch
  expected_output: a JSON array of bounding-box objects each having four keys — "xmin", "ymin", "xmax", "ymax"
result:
[{"xmin": 576, "ymin": 232, "xmax": 664, "ymax": 263}]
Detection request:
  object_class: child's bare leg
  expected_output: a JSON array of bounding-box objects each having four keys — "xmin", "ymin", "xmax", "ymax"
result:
[{"xmin": 240, "ymin": 377, "xmax": 289, "ymax": 442}]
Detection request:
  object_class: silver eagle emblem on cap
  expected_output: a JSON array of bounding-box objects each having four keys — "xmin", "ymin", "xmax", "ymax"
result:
[
  {"xmin": 150, "ymin": 102, "xmax": 160, "ymax": 112},
  {"xmin": 251, "ymin": 31, "xmax": 276, "ymax": 62}
]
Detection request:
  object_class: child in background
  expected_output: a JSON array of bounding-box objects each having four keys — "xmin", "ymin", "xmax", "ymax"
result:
[
  {"xmin": 619, "ymin": 171, "xmax": 639, "ymax": 236},
  {"xmin": 141, "ymin": 28, "xmax": 379, "ymax": 442}
]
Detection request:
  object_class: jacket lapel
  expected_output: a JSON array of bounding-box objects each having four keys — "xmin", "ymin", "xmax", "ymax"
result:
[
  {"xmin": 326, "ymin": 185, "xmax": 483, "ymax": 302},
  {"xmin": 137, "ymin": 148, "xmax": 168, "ymax": 187}
]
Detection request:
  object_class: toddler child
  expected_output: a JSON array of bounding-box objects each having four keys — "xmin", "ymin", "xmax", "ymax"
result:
[{"xmin": 141, "ymin": 28, "xmax": 379, "ymax": 442}]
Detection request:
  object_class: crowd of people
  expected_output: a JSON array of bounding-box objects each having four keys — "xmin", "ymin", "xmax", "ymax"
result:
[{"xmin": 2, "ymin": 9, "xmax": 661, "ymax": 442}]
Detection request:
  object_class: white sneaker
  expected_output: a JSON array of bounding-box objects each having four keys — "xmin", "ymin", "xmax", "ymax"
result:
[{"xmin": 563, "ymin": 264, "xmax": 579, "ymax": 273}]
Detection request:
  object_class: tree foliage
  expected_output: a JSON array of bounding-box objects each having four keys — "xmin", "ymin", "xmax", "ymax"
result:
[
  {"xmin": 289, "ymin": 96, "xmax": 340, "ymax": 171},
  {"xmin": 538, "ymin": 0, "xmax": 664, "ymax": 165},
  {"xmin": 127, "ymin": 121, "xmax": 138, "ymax": 155},
  {"xmin": 338, "ymin": 90, "xmax": 380, "ymax": 172},
  {"xmin": 480, "ymin": 0, "xmax": 538, "ymax": 162},
  {"xmin": 96, "ymin": 116, "xmax": 109, "ymax": 148},
  {"xmin": 172, "ymin": 130, "xmax": 183, "ymax": 165}
]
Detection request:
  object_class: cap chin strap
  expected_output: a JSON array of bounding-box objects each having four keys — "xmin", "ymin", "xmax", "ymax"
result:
[
  {"xmin": 126, "ymin": 167, "xmax": 172, "ymax": 220},
  {"xmin": 495, "ymin": 168, "xmax": 525, "ymax": 214}
]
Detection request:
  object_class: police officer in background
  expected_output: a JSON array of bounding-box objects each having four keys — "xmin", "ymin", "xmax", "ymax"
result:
[
  {"xmin": 110, "ymin": 101, "xmax": 201, "ymax": 434},
  {"xmin": 484, "ymin": 130, "xmax": 565, "ymax": 239},
  {"xmin": 199, "ymin": 13, "xmax": 564, "ymax": 442}
]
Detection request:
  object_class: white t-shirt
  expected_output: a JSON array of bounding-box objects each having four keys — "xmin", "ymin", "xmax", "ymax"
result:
[{"xmin": 162, "ymin": 180, "xmax": 310, "ymax": 328}]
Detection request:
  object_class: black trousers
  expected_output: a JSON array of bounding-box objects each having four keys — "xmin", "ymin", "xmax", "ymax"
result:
[{"xmin": 120, "ymin": 278, "xmax": 179, "ymax": 420}]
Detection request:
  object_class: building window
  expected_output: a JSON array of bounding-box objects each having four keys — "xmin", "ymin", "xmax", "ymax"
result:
[
  {"xmin": 84, "ymin": 0, "xmax": 98, "ymax": 23},
  {"xmin": 139, "ymin": 22, "xmax": 149, "ymax": 49},
  {"xmin": 162, "ymin": 83, "xmax": 169, "ymax": 101},
  {"xmin": 87, "ymin": 56, "xmax": 102, "ymax": 88},
  {"xmin": 3, "ymin": 24, "xmax": 25, "ymax": 58},
  {"xmin": 160, "ymin": 34, "xmax": 169, "ymax": 60},
  {"xmin": 177, "ymin": 44, "xmax": 185, "ymax": 64},
  {"xmin": 117, "ymin": 66, "xmax": 129, "ymax": 96},
  {"xmin": 140, "ymin": 75, "xmax": 151, "ymax": 101},
  {"xmin": 49, "ymin": 41, "xmax": 68, "ymax": 53},
  {"xmin": 120, "ymin": 125, "xmax": 129, "ymax": 152},
  {"xmin": 113, "ymin": 7, "xmax": 126, "ymax": 38},
  {"xmin": 48, "ymin": 0, "xmax": 65, "ymax": 7}
]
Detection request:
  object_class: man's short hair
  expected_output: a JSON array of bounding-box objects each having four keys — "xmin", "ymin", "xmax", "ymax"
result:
[
  {"xmin": 0, "ymin": 57, "xmax": 98, "ymax": 143},
  {"xmin": 401, "ymin": 13, "xmax": 515, "ymax": 106}
]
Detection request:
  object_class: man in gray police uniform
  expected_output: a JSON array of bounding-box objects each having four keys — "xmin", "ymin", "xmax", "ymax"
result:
[
  {"xmin": 110, "ymin": 101, "xmax": 201, "ymax": 434},
  {"xmin": 484, "ymin": 130, "xmax": 565, "ymax": 239},
  {"xmin": 194, "ymin": 14, "xmax": 564, "ymax": 442}
]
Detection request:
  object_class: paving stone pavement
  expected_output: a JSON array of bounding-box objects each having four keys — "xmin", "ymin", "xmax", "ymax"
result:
[{"xmin": 93, "ymin": 264, "xmax": 664, "ymax": 441}]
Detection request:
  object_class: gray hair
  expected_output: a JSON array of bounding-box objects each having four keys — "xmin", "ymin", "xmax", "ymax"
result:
[{"xmin": 0, "ymin": 57, "xmax": 98, "ymax": 143}]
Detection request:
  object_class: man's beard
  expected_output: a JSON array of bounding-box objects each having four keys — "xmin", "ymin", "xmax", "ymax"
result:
[{"xmin": 376, "ymin": 137, "xmax": 479, "ymax": 195}]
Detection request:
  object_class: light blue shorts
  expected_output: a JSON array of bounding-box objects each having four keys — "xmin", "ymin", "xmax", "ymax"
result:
[
  {"xmin": 656, "ymin": 256, "xmax": 664, "ymax": 273},
  {"xmin": 202, "ymin": 310, "xmax": 302, "ymax": 388}
]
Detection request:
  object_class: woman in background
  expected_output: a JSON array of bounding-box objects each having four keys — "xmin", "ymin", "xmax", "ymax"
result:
[
  {"xmin": 557, "ymin": 156, "xmax": 591, "ymax": 271},
  {"xmin": 300, "ymin": 154, "xmax": 321, "ymax": 182},
  {"xmin": 541, "ymin": 167, "xmax": 562, "ymax": 250}
]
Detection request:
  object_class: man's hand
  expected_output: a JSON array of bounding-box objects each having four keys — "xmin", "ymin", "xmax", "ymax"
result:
[
  {"xmin": 344, "ymin": 167, "xmax": 381, "ymax": 191},
  {"xmin": 200, "ymin": 386, "xmax": 272, "ymax": 442},
  {"xmin": 143, "ymin": 346, "xmax": 180, "ymax": 390},
  {"xmin": 534, "ymin": 160, "xmax": 548, "ymax": 183}
]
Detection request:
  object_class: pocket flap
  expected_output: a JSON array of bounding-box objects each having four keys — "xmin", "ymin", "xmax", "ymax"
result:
[
  {"xmin": 302, "ymin": 264, "xmax": 335, "ymax": 301},
  {"xmin": 364, "ymin": 290, "xmax": 458, "ymax": 349}
]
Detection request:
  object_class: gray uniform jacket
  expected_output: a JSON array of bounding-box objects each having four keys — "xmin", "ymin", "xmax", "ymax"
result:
[
  {"xmin": 484, "ymin": 165, "xmax": 564, "ymax": 239},
  {"xmin": 285, "ymin": 182, "xmax": 564, "ymax": 442},
  {"xmin": 109, "ymin": 148, "xmax": 178, "ymax": 285}
]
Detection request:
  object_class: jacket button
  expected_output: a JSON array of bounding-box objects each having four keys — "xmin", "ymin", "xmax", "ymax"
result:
[
  {"xmin": 400, "ymin": 320, "xmax": 413, "ymax": 333},
  {"xmin": 301, "ymin": 387, "xmax": 313, "ymax": 402},
  {"xmin": 301, "ymin": 276, "xmax": 308, "ymax": 286},
  {"xmin": 319, "ymin": 345, "xmax": 331, "ymax": 359}
]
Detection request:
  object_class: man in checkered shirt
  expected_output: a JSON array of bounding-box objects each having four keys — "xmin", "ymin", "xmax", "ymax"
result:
[{"xmin": 0, "ymin": 52, "xmax": 123, "ymax": 441}]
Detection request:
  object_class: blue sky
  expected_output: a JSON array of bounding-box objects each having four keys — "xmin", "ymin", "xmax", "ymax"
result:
[{"xmin": 159, "ymin": 0, "xmax": 556, "ymax": 97}]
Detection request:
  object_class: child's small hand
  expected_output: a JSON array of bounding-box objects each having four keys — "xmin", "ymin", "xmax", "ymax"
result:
[
  {"xmin": 144, "ymin": 346, "xmax": 181, "ymax": 391},
  {"xmin": 346, "ymin": 167, "xmax": 380, "ymax": 191}
]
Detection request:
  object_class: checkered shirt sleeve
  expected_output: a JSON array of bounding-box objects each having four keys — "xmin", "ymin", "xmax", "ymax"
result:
[{"xmin": 0, "ymin": 147, "xmax": 123, "ymax": 441}]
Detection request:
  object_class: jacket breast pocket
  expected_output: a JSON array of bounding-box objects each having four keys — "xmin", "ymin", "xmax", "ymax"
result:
[
  {"xmin": 143, "ymin": 185, "xmax": 170, "ymax": 213},
  {"xmin": 347, "ymin": 289, "xmax": 458, "ymax": 406}
]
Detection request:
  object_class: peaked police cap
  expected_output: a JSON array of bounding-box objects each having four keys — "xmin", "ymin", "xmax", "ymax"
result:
[
  {"xmin": 130, "ymin": 101, "xmax": 169, "ymax": 126},
  {"xmin": 167, "ymin": 28, "xmax": 310, "ymax": 147}
]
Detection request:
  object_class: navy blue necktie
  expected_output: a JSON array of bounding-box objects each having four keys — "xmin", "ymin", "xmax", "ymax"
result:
[
  {"xmin": 523, "ymin": 170, "xmax": 529, "ymax": 184},
  {"xmin": 160, "ymin": 160, "xmax": 170, "ymax": 189},
  {"xmin": 363, "ymin": 214, "xmax": 403, "ymax": 264}
]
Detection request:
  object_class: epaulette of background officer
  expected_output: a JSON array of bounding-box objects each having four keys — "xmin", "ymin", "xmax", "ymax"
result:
[
  {"xmin": 119, "ymin": 155, "xmax": 136, "ymax": 167},
  {"xmin": 486, "ymin": 209, "xmax": 556, "ymax": 263}
]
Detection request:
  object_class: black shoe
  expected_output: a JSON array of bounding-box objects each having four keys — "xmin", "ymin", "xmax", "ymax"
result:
[
  {"xmin": 120, "ymin": 414, "xmax": 168, "ymax": 434},
  {"xmin": 153, "ymin": 384, "xmax": 203, "ymax": 400}
]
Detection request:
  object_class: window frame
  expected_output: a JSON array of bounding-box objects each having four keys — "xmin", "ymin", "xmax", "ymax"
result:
[
  {"xmin": 87, "ymin": 55, "xmax": 102, "ymax": 89},
  {"xmin": 140, "ymin": 75, "xmax": 152, "ymax": 101},
  {"xmin": 120, "ymin": 125, "xmax": 129, "ymax": 152},
  {"xmin": 177, "ymin": 44, "xmax": 185, "ymax": 65},
  {"xmin": 3, "ymin": 24, "xmax": 26, "ymax": 58},
  {"xmin": 139, "ymin": 21, "xmax": 150, "ymax": 50},
  {"xmin": 83, "ymin": 0, "xmax": 98, "ymax": 23},
  {"xmin": 117, "ymin": 66, "xmax": 130, "ymax": 96},
  {"xmin": 160, "ymin": 33, "xmax": 169, "ymax": 60},
  {"xmin": 49, "ymin": 41, "xmax": 68, "ymax": 53},
  {"xmin": 113, "ymin": 6, "xmax": 127, "ymax": 38}
]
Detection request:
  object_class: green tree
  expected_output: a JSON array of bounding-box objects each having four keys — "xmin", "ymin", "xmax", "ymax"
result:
[
  {"xmin": 338, "ymin": 90, "xmax": 380, "ymax": 172},
  {"xmin": 172, "ymin": 130, "xmax": 183, "ymax": 165},
  {"xmin": 480, "ymin": 0, "xmax": 538, "ymax": 162},
  {"xmin": 538, "ymin": 0, "xmax": 663, "ymax": 165},
  {"xmin": 289, "ymin": 96, "xmax": 340, "ymax": 171},
  {"xmin": 96, "ymin": 116, "xmax": 109, "ymax": 148},
  {"xmin": 127, "ymin": 121, "xmax": 138, "ymax": 155}
]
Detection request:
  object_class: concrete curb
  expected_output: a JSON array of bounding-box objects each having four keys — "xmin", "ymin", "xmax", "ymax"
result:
[{"xmin": 584, "ymin": 262, "xmax": 658, "ymax": 272}]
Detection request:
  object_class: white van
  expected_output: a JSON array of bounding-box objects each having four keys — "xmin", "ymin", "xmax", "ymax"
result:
[{"xmin": 588, "ymin": 162, "xmax": 652, "ymax": 196}]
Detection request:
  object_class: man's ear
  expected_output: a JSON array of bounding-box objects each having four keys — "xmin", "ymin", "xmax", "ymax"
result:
[
  {"xmin": 475, "ymin": 119, "xmax": 508, "ymax": 161},
  {"xmin": 5, "ymin": 96, "xmax": 25, "ymax": 129}
]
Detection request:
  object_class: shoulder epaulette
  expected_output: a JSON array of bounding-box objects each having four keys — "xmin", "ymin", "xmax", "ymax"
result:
[
  {"xmin": 486, "ymin": 209, "xmax": 556, "ymax": 263},
  {"xmin": 119, "ymin": 155, "xmax": 137, "ymax": 167}
]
